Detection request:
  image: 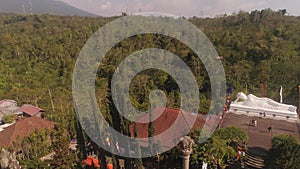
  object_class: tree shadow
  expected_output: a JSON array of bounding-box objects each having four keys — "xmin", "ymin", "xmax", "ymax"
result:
[{"xmin": 247, "ymin": 146, "xmax": 268, "ymax": 157}]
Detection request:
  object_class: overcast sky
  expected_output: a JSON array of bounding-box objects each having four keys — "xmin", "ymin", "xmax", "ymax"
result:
[{"xmin": 59, "ymin": 0, "xmax": 300, "ymax": 17}]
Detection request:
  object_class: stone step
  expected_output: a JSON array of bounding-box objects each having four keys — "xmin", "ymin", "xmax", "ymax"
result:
[
  {"xmin": 246, "ymin": 153, "xmax": 264, "ymax": 163},
  {"xmin": 245, "ymin": 151, "xmax": 265, "ymax": 169},
  {"xmin": 245, "ymin": 161, "xmax": 265, "ymax": 169},
  {"xmin": 246, "ymin": 157, "xmax": 264, "ymax": 165}
]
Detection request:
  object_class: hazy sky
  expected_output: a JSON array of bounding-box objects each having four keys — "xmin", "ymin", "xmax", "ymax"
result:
[{"xmin": 59, "ymin": 0, "xmax": 300, "ymax": 17}]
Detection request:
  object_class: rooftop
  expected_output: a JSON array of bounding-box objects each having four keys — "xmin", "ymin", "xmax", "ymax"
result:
[
  {"xmin": 0, "ymin": 99, "xmax": 21, "ymax": 116},
  {"xmin": 129, "ymin": 107, "xmax": 205, "ymax": 148},
  {"xmin": 20, "ymin": 104, "xmax": 44, "ymax": 117},
  {"xmin": 0, "ymin": 117, "xmax": 55, "ymax": 147}
]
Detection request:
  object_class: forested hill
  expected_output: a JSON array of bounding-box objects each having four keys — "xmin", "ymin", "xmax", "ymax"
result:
[
  {"xmin": 0, "ymin": 0, "xmax": 97, "ymax": 17},
  {"xmin": 189, "ymin": 9, "xmax": 300, "ymax": 105},
  {"xmin": 0, "ymin": 9, "xmax": 299, "ymax": 123},
  {"xmin": 0, "ymin": 9, "xmax": 299, "ymax": 167}
]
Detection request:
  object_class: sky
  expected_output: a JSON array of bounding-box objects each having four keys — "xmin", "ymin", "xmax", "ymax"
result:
[{"xmin": 59, "ymin": 0, "xmax": 300, "ymax": 18}]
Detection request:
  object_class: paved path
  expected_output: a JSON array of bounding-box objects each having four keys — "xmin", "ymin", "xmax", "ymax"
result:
[{"xmin": 221, "ymin": 113, "xmax": 300, "ymax": 156}]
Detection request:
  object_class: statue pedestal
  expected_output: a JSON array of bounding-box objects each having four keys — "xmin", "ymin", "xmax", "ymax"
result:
[
  {"xmin": 182, "ymin": 154, "xmax": 191, "ymax": 169},
  {"xmin": 180, "ymin": 136, "xmax": 194, "ymax": 169}
]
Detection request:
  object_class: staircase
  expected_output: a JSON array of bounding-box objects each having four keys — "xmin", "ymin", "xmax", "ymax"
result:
[{"xmin": 244, "ymin": 151, "xmax": 265, "ymax": 169}]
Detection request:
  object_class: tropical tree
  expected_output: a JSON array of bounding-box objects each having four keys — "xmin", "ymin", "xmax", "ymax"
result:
[
  {"xmin": 201, "ymin": 126, "xmax": 248, "ymax": 169},
  {"xmin": 266, "ymin": 134, "xmax": 300, "ymax": 169}
]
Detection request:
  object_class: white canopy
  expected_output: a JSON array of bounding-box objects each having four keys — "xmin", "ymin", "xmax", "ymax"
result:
[{"xmin": 229, "ymin": 92, "xmax": 298, "ymax": 122}]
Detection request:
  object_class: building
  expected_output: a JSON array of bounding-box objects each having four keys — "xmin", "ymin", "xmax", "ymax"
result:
[
  {"xmin": 0, "ymin": 99, "xmax": 22, "ymax": 122},
  {"xmin": 0, "ymin": 116, "xmax": 55, "ymax": 147},
  {"xmin": 20, "ymin": 104, "xmax": 45, "ymax": 118},
  {"xmin": 129, "ymin": 107, "xmax": 205, "ymax": 149}
]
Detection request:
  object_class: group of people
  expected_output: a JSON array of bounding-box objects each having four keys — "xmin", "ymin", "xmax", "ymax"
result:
[
  {"xmin": 250, "ymin": 118, "xmax": 272, "ymax": 133},
  {"xmin": 251, "ymin": 118, "xmax": 257, "ymax": 127},
  {"xmin": 225, "ymin": 96, "xmax": 231, "ymax": 111},
  {"xmin": 106, "ymin": 136, "xmax": 126, "ymax": 155},
  {"xmin": 219, "ymin": 96, "xmax": 232, "ymax": 126}
]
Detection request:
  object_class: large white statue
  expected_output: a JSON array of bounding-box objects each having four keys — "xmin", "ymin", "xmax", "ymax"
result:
[
  {"xmin": 234, "ymin": 92, "xmax": 248, "ymax": 102},
  {"xmin": 229, "ymin": 92, "xmax": 298, "ymax": 122}
]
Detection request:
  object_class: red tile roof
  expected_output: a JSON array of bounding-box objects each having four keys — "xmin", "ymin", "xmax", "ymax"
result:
[
  {"xmin": 0, "ymin": 117, "xmax": 55, "ymax": 147},
  {"xmin": 20, "ymin": 104, "xmax": 44, "ymax": 117},
  {"xmin": 129, "ymin": 107, "xmax": 205, "ymax": 148}
]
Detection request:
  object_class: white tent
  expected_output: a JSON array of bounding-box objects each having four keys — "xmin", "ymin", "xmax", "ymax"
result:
[{"xmin": 229, "ymin": 92, "xmax": 298, "ymax": 122}]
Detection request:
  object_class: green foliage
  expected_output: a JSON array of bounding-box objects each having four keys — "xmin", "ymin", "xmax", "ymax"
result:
[
  {"xmin": 0, "ymin": 8, "xmax": 299, "ymax": 168},
  {"xmin": 50, "ymin": 125, "xmax": 80, "ymax": 168},
  {"xmin": 266, "ymin": 134, "xmax": 300, "ymax": 169},
  {"xmin": 191, "ymin": 10, "xmax": 300, "ymax": 104},
  {"xmin": 189, "ymin": 127, "xmax": 248, "ymax": 169},
  {"xmin": 20, "ymin": 156, "xmax": 51, "ymax": 169},
  {"xmin": 201, "ymin": 126, "xmax": 248, "ymax": 168},
  {"xmin": 11, "ymin": 129, "xmax": 52, "ymax": 168},
  {"xmin": 10, "ymin": 126, "xmax": 80, "ymax": 168},
  {"xmin": 213, "ymin": 126, "xmax": 249, "ymax": 143},
  {"xmin": 0, "ymin": 10, "xmax": 299, "ymax": 115},
  {"xmin": 1, "ymin": 114, "xmax": 16, "ymax": 124},
  {"xmin": 158, "ymin": 127, "xmax": 248, "ymax": 169}
]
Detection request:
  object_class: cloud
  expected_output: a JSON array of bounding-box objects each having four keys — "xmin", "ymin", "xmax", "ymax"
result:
[
  {"xmin": 60, "ymin": 0, "xmax": 299, "ymax": 17},
  {"xmin": 122, "ymin": 0, "xmax": 267, "ymax": 17},
  {"xmin": 128, "ymin": 0, "xmax": 202, "ymax": 16},
  {"xmin": 100, "ymin": 1, "xmax": 111, "ymax": 10}
]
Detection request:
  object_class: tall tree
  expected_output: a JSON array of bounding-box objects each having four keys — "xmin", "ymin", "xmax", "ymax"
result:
[{"xmin": 266, "ymin": 134, "xmax": 300, "ymax": 169}]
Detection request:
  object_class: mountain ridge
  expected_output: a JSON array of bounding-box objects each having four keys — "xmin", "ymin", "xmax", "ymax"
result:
[{"xmin": 0, "ymin": 0, "xmax": 98, "ymax": 17}]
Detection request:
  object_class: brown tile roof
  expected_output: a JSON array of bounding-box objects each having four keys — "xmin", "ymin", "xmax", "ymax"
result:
[
  {"xmin": 0, "ymin": 117, "xmax": 55, "ymax": 147},
  {"xmin": 20, "ymin": 104, "xmax": 44, "ymax": 117},
  {"xmin": 129, "ymin": 107, "xmax": 205, "ymax": 148}
]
